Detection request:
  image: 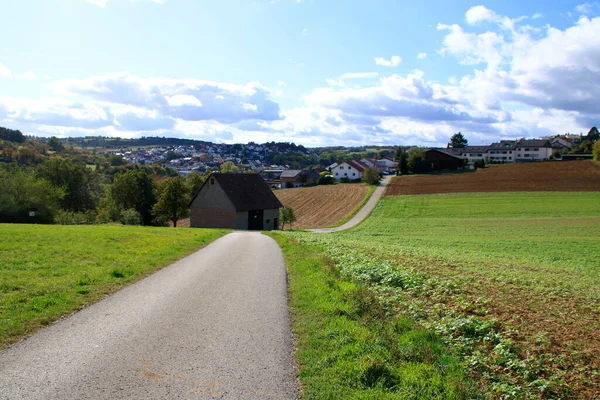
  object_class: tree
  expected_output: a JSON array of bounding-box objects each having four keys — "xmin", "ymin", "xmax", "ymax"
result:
[
  {"xmin": 47, "ymin": 136, "xmax": 64, "ymax": 152},
  {"xmin": 36, "ymin": 158, "xmax": 100, "ymax": 212},
  {"xmin": 0, "ymin": 166, "xmax": 64, "ymax": 223},
  {"xmin": 587, "ymin": 126, "xmax": 599, "ymax": 142},
  {"xmin": 153, "ymin": 176, "xmax": 190, "ymax": 227},
  {"xmin": 362, "ymin": 168, "xmax": 381, "ymax": 185},
  {"xmin": 279, "ymin": 205, "xmax": 296, "ymax": 230},
  {"xmin": 407, "ymin": 148, "xmax": 430, "ymax": 174},
  {"xmin": 449, "ymin": 132, "xmax": 468, "ymax": 148},
  {"xmin": 594, "ymin": 140, "xmax": 600, "ymax": 161},
  {"xmin": 110, "ymin": 169, "xmax": 157, "ymax": 225},
  {"xmin": 220, "ymin": 161, "xmax": 241, "ymax": 173},
  {"xmin": 396, "ymin": 148, "xmax": 409, "ymax": 174},
  {"xmin": 0, "ymin": 126, "xmax": 25, "ymax": 143},
  {"xmin": 185, "ymin": 171, "xmax": 207, "ymax": 197}
]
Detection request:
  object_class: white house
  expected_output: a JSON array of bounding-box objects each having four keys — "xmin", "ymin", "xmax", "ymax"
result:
[
  {"xmin": 331, "ymin": 160, "xmax": 368, "ymax": 182},
  {"xmin": 514, "ymin": 139, "xmax": 553, "ymax": 161}
]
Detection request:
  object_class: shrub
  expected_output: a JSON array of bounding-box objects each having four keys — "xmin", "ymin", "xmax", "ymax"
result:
[
  {"xmin": 120, "ymin": 208, "xmax": 141, "ymax": 225},
  {"xmin": 340, "ymin": 177, "xmax": 351, "ymax": 183},
  {"xmin": 473, "ymin": 159, "xmax": 486, "ymax": 170},
  {"xmin": 318, "ymin": 175, "xmax": 335, "ymax": 185}
]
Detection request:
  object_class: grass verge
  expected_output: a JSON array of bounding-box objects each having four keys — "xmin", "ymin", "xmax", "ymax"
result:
[
  {"xmin": 271, "ymin": 233, "xmax": 477, "ymax": 399},
  {"xmin": 0, "ymin": 224, "xmax": 227, "ymax": 348}
]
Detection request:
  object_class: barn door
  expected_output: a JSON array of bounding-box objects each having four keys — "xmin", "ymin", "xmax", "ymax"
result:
[{"xmin": 248, "ymin": 210, "xmax": 264, "ymax": 230}]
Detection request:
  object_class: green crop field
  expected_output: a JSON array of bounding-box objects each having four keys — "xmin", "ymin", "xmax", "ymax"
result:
[
  {"xmin": 278, "ymin": 191, "xmax": 600, "ymax": 398},
  {"xmin": 0, "ymin": 224, "xmax": 227, "ymax": 348}
]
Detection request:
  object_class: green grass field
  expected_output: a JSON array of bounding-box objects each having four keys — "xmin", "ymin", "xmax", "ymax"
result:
[
  {"xmin": 0, "ymin": 224, "xmax": 227, "ymax": 348},
  {"xmin": 278, "ymin": 191, "xmax": 600, "ymax": 398}
]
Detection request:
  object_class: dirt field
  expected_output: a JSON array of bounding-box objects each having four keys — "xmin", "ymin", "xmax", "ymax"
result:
[
  {"xmin": 386, "ymin": 161, "xmax": 600, "ymax": 196},
  {"xmin": 275, "ymin": 184, "xmax": 369, "ymax": 229}
]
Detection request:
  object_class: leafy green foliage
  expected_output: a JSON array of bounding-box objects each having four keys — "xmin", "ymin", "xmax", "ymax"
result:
[
  {"xmin": 279, "ymin": 205, "xmax": 296, "ymax": 230},
  {"xmin": 47, "ymin": 136, "xmax": 64, "ymax": 152},
  {"xmin": 362, "ymin": 168, "xmax": 381, "ymax": 185},
  {"xmin": 0, "ymin": 127, "xmax": 25, "ymax": 143},
  {"xmin": 153, "ymin": 176, "xmax": 190, "ymax": 227},
  {"xmin": 219, "ymin": 160, "xmax": 241, "ymax": 173},
  {"xmin": 0, "ymin": 224, "xmax": 227, "ymax": 347},
  {"xmin": 407, "ymin": 147, "xmax": 431, "ymax": 174},
  {"xmin": 594, "ymin": 140, "xmax": 600, "ymax": 161},
  {"xmin": 36, "ymin": 158, "xmax": 101, "ymax": 212},
  {"xmin": 0, "ymin": 165, "xmax": 64, "ymax": 224},
  {"xmin": 110, "ymin": 169, "xmax": 157, "ymax": 225},
  {"xmin": 120, "ymin": 208, "xmax": 141, "ymax": 225}
]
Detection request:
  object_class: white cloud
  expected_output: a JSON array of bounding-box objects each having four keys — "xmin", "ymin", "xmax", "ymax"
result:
[
  {"xmin": 0, "ymin": 62, "xmax": 12, "ymax": 78},
  {"xmin": 16, "ymin": 72, "xmax": 36, "ymax": 80},
  {"xmin": 417, "ymin": 52, "xmax": 427, "ymax": 59},
  {"xmin": 374, "ymin": 55, "xmax": 402, "ymax": 67},
  {"xmin": 3, "ymin": 6, "xmax": 600, "ymax": 147},
  {"xmin": 465, "ymin": 5, "xmax": 499, "ymax": 24},
  {"xmin": 165, "ymin": 94, "xmax": 202, "ymax": 107}
]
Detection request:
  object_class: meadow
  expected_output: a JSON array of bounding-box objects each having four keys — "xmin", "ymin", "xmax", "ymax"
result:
[
  {"xmin": 0, "ymin": 224, "xmax": 227, "ymax": 348},
  {"xmin": 278, "ymin": 191, "xmax": 600, "ymax": 398}
]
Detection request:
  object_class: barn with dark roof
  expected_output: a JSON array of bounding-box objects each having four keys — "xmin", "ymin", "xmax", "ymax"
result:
[{"xmin": 189, "ymin": 173, "xmax": 283, "ymax": 230}]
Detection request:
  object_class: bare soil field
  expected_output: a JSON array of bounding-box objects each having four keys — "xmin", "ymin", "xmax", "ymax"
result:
[
  {"xmin": 275, "ymin": 184, "xmax": 369, "ymax": 229},
  {"xmin": 386, "ymin": 161, "xmax": 600, "ymax": 196}
]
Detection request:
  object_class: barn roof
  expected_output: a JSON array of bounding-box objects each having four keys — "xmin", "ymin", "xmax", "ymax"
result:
[{"xmin": 190, "ymin": 173, "xmax": 283, "ymax": 211}]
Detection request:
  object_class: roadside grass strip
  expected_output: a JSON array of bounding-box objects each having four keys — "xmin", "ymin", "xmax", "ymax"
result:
[
  {"xmin": 273, "ymin": 234, "xmax": 478, "ymax": 400},
  {"xmin": 0, "ymin": 224, "xmax": 227, "ymax": 348},
  {"xmin": 279, "ymin": 232, "xmax": 573, "ymax": 399}
]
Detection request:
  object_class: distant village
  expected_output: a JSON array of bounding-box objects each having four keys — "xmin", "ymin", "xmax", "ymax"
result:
[{"xmin": 99, "ymin": 131, "xmax": 595, "ymax": 187}]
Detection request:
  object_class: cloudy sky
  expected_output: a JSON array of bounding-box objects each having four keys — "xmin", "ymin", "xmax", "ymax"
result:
[{"xmin": 1, "ymin": 0, "xmax": 599, "ymax": 147}]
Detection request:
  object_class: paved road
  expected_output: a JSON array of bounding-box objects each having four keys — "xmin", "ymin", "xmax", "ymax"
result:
[
  {"xmin": 310, "ymin": 175, "xmax": 392, "ymax": 233},
  {"xmin": 0, "ymin": 232, "xmax": 298, "ymax": 400}
]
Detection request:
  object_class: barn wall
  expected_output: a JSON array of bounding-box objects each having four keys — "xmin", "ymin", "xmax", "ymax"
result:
[
  {"xmin": 190, "ymin": 179, "xmax": 236, "ymax": 228},
  {"xmin": 263, "ymin": 208, "xmax": 280, "ymax": 231},
  {"xmin": 235, "ymin": 211, "xmax": 249, "ymax": 229}
]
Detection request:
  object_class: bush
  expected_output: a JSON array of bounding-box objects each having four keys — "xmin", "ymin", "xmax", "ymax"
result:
[
  {"xmin": 593, "ymin": 140, "xmax": 600, "ymax": 161},
  {"xmin": 473, "ymin": 159, "xmax": 486, "ymax": 170},
  {"xmin": 340, "ymin": 177, "xmax": 351, "ymax": 183},
  {"xmin": 120, "ymin": 208, "xmax": 141, "ymax": 225},
  {"xmin": 318, "ymin": 175, "xmax": 335, "ymax": 185},
  {"xmin": 55, "ymin": 210, "xmax": 96, "ymax": 225},
  {"xmin": 362, "ymin": 168, "xmax": 381, "ymax": 185}
]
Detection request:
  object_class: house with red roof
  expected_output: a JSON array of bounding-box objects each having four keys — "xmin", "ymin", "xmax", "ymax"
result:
[{"xmin": 331, "ymin": 160, "xmax": 371, "ymax": 182}]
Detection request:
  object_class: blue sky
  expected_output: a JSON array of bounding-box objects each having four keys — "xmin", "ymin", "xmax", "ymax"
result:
[{"xmin": 1, "ymin": 0, "xmax": 599, "ymax": 146}]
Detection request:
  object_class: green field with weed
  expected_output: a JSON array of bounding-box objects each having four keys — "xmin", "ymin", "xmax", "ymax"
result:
[
  {"xmin": 278, "ymin": 191, "xmax": 600, "ymax": 398},
  {"xmin": 0, "ymin": 224, "xmax": 226, "ymax": 348}
]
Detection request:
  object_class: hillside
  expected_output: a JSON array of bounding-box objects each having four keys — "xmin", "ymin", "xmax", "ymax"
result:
[
  {"xmin": 386, "ymin": 161, "xmax": 600, "ymax": 196},
  {"xmin": 275, "ymin": 184, "xmax": 370, "ymax": 229}
]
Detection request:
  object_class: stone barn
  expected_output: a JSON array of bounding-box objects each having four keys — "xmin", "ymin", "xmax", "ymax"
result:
[{"xmin": 189, "ymin": 173, "xmax": 283, "ymax": 230}]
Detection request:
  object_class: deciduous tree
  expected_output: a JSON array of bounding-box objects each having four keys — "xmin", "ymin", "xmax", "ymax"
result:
[
  {"xmin": 153, "ymin": 176, "xmax": 190, "ymax": 227},
  {"xmin": 279, "ymin": 205, "xmax": 296, "ymax": 230}
]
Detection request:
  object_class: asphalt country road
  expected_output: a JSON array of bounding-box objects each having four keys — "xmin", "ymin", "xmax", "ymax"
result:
[
  {"xmin": 0, "ymin": 232, "xmax": 298, "ymax": 399},
  {"xmin": 310, "ymin": 175, "xmax": 392, "ymax": 233}
]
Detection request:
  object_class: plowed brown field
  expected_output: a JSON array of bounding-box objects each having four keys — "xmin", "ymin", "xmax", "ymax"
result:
[
  {"xmin": 275, "ymin": 184, "xmax": 369, "ymax": 229},
  {"xmin": 386, "ymin": 161, "xmax": 600, "ymax": 196}
]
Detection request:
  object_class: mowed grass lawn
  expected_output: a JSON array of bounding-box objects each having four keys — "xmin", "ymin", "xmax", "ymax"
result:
[
  {"xmin": 280, "ymin": 192, "xmax": 600, "ymax": 398},
  {"xmin": 0, "ymin": 224, "xmax": 227, "ymax": 348}
]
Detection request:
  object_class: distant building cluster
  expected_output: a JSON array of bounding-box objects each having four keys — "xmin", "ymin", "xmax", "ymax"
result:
[{"xmin": 439, "ymin": 136, "xmax": 579, "ymax": 163}]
